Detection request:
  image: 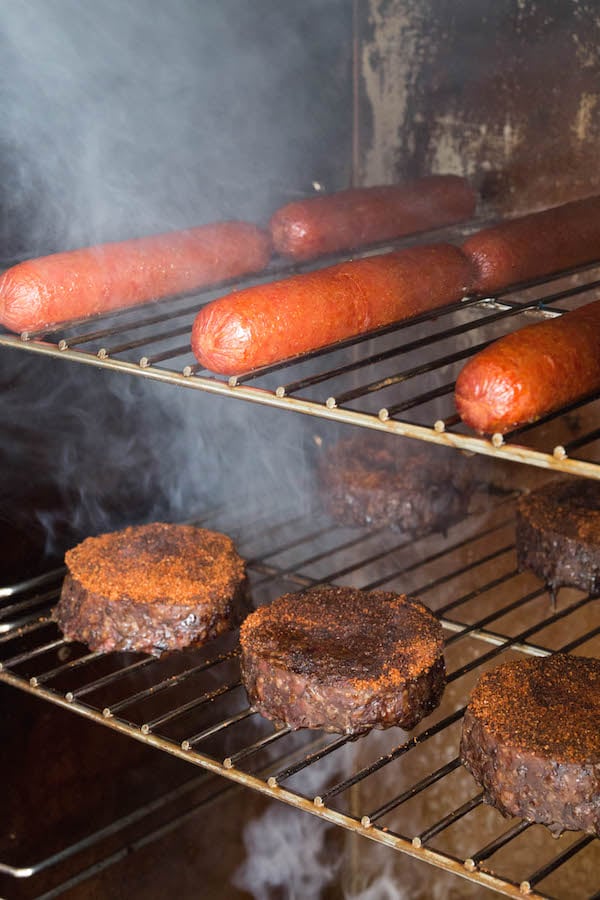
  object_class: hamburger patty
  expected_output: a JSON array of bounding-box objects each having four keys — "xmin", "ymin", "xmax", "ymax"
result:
[
  {"xmin": 316, "ymin": 434, "xmax": 473, "ymax": 535},
  {"xmin": 516, "ymin": 478, "xmax": 600, "ymax": 599},
  {"xmin": 240, "ymin": 585, "xmax": 445, "ymax": 735},
  {"xmin": 460, "ymin": 654, "xmax": 600, "ymax": 836},
  {"xmin": 54, "ymin": 522, "xmax": 250, "ymax": 656}
]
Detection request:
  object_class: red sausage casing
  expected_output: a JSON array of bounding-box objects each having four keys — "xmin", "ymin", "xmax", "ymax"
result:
[
  {"xmin": 462, "ymin": 195, "xmax": 600, "ymax": 294},
  {"xmin": 270, "ymin": 175, "xmax": 476, "ymax": 261},
  {"xmin": 192, "ymin": 243, "xmax": 472, "ymax": 375},
  {"xmin": 455, "ymin": 299, "xmax": 600, "ymax": 434},
  {"xmin": 0, "ymin": 221, "xmax": 271, "ymax": 334}
]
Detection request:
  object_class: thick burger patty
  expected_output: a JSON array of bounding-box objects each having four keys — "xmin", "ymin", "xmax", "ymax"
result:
[
  {"xmin": 316, "ymin": 434, "xmax": 472, "ymax": 535},
  {"xmin": 54, "ymin": 523, "xmax": 250, "ymax": 656},
  {"xmin": 460, "ymin": 654, "xmax": 600, "ymax": 836},
  {"xmin": 240, "ymin": 585, "xmax": 445, "ymax": 735},
  {"xmin": 516, "ymin": 478, "xmax": 600, "ymax": 599}
]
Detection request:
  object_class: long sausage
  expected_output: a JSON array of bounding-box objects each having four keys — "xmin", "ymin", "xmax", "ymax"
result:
[
  {"xmin": 462, "ymin": 195, "xmax": 600, "ymax": 295},
  {"xmin": 0, "ymin": 221, "xmax": 271, "ymax": 334},
  {"xmin": 269, "ymin": 175, "xmax": 476, "ymax": 261},
  {"xmin": 192, "ymin": 243, "xmax": 472, "ymax": 375},
  {"xmin": 454, "ymin": 299, "xmax": 600, "ymax": 435}
]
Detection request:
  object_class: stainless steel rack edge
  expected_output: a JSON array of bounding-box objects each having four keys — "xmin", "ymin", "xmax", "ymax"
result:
[{"xmin": 3, "ymin": 331, "xmax": 600, "ymax": 481}]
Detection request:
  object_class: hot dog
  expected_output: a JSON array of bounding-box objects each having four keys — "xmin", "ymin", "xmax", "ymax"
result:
[
  {"xmin": 269, "ymin": 175, "xmax": 476, "ymax": 261},
  {"xmin": 455, "ymin": 299, "xmax": 600, "ymax": 434},
  {"xmin": 0, "ymin": 221, "xmax": 271, "ymax": 334},
  {"xmin": 462, "ymin": 195, "xmax": 600, "ymax": 295},
  {"xmin": 192, "ymin": 243, "xmax": 472, "ymax": 375}
]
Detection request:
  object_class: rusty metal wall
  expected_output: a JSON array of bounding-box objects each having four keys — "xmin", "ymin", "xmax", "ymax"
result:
[{"xmin": 358, "ymin": 0, "xmax": 600, "ymax": 213}]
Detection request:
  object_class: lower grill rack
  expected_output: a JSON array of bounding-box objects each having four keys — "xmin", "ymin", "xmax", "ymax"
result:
[{"xmin": 1, "ymin": 496, "xmax": 599, "ymax": 899}]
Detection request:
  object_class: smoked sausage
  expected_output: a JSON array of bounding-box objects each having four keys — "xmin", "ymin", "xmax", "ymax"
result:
[
  {"xmin": 462, "ymin": 195, "xmax": 600, "ymax": 295},
  {"xmin": 270, "ymin": 175, "xmax": 476, "ymax": 261},
  {"xmin": 192, "ymin": 243, "xmax": 472, "ymax": 375},
  {"xmin": 454, "ymin": 299, "xmax": 600, "ymax": 435},
  {"xmin": 0, "ymin": 221, "xmax": 271, "ymax": 334}
]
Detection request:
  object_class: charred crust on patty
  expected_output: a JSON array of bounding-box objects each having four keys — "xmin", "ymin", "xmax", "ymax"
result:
[
  {"xmin": 54, "ymin": 522, "xmax": 251, "ymax": 656},
  {"xmin": 316, "ymin": 434, "xmax": 473, "ymax": 535},
  {"xmin": 460, "ymin": 654, "xmax": 600, "ymax": 836},
  {"xmin": 240, "ymin": 585, "xmax": 446, "ymax": 735},
  {"xmin": 516, "ymin": 478, "xmax": 600, "ymax": 598}
]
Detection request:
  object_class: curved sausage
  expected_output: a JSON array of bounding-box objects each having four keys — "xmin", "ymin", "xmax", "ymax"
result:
[
  {"xmin": 0, "ymin": 221, "xmax": 271, "ymax": 334},
  {"xmin": 192, "ymin": 243, "xmax": 472, "ymax": 375},
  {"xmin": 270, "ymin": 175, "xmax": 476, "ymax": 261},
  {"xmin": 462, "ymin": 195, "xmax": 600, "ymax": 295},
  {"xmin": 454, "ymin": 299, "xmax": 600, "ymax": 435}
]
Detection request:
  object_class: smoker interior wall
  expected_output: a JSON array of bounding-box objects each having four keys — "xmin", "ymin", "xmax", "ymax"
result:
[{"xmin": 359, "ymin": 0, "xmax": 600, "ymax": 212}]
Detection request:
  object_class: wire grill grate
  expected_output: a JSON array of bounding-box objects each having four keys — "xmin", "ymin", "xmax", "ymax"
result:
[
  {"xmin": 1, "ymin": 494, "xmax": 598, "ymax": 899},
  {"xmin": 3, "ymin": 227, "xmax": 600, "ymax": 478}
]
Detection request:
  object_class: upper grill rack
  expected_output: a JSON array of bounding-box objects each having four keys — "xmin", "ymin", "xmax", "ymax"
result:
[
  {"xmin": 2, "ymin": 226, "xmax": 600, "ymax": 479},
  {"xmin": 1, "ymin": 495, "xmax": 599, "ymax": 899}
]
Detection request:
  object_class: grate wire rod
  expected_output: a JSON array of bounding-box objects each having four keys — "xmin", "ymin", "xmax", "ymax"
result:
[
  {"xmin": 316, "ymin": 707, "xmax": 465, "ymax": 805},
  {"xmin": 1, "ymin": 635, "xmax": 65, "ymax": 667},
  {"xmin": 435, "ymin": 564, "xmax": 518, "ymax": 616},
  {"xmin": 62, "ymin": 298, "xmax": 211, "ymax": 347},
  {"xmin": 279, "ymin": 300, "xmax": 531, "ymax": 397},
  {"xmin": 385, "ymin": 381, "xmax": 455, "ymax": 417},
  {"xmin": 250, "ymin": 526, "xmax": 389, "ymax": 589},
  {"xmin": 139, "ymin": 342, "xmax": 194, "ymax": 366},
  {"xmin": 0, "ymin": 616, "xmax": 53, "ymax": 646},
  {"xmin": 563, "ymin": 426, "xmax": 600, "ymax": 455},
  {"xmin": 0, "ymin": 588, "xmax": 58, "ymax": 622},
  {"xmin": 447, "ymin": 593, "xmax": 596, "ymax": 685},
  {"xmin": 246, "ymin": 521, "xmax": 339, "ymax": 567},
  {"xmin": 137, "ymin": 679, "xmax": 242, "ymax": 733},
  {"xmin": 465, "ymin": 820, "xmax": 532, "ymax": 867},
  {"xmin": 363, "ymin": 756, "xmax": 462, "ymax": 826},
  {"xmin": 522, "ymin": 835, "xmax": 596, "ymax": 892},
  {"xmin": 365, "ymin": 536, "xmax": 515, "ymax": 596},
  {"xmin": 413, "ymin": 792, "xmax": 484, "ymax": 847},
  {"xmin": 181, "ymin": 706, "xmax": 255, "ymax": 750},
  {"xmin": 259, "ymin": 503, "xmax": 514, "ymax": 596},
  {"xmin": 104, "ymin": 648, "xmax": 239, "ymax": 716},
  {"xmin": 224, "ymin": 725, "xmax": 291, "ymax": 768},
  {"xmin": 0, "ymin": 771, "xmax": 210, "ymax": 878},
  {"xmin": 65, "ymin": 655, "xmax": 156, "ymax": 701},
  {"xmin": 444, "ymin": 586, "xmax": 547, "ymax": 647},
  {"xmin": 97, "ymin": 323, "xmax": 191, "ymax": 357},
  {"xmin": 267, "ymin": 734, "xmax": 351, "ymax": 786},
  {"xmin": 330, "ymin": 338, "xmax": 493, "ymax": 407},
  {"xmin": 31, "ymin": 651, "xmax": 103, "ymax": 686}
]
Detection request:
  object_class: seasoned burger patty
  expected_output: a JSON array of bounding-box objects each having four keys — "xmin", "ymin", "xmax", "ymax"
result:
[
  {"xmin": 54, "ymin": 523, "xmax": 250, "ymax": 656},
  {"xmin": 317, "ymin": 434, "xmax": 472, "ymax": 535},
  {"xmin": 240, "ymin": 586, "xmax": 445, "ymax": 735},
  {"xmin": 516, "ymin": 479, "xmax": 600, "ymax": 599},
  {"xmin": 460, "ymin": 654, "xmax": 600, "ymax": 836}
]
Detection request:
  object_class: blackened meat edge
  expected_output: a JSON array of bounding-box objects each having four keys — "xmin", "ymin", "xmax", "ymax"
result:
[
  {"xmin": 240, "ymin": 585, "xmax": 446, "ymax": 735},
  {"xmin": 460, "ymin": 655, "xmax": 600, "ymax": 836}
]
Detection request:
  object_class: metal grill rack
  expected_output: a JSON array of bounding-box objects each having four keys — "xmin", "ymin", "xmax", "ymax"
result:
[
  {"xmin": 2, "ymin": 228, "xmax": 600, "ymax": 478},
  {"xmin": 1, "ymin": 496, "xmax": 599, "ymax": 899}
]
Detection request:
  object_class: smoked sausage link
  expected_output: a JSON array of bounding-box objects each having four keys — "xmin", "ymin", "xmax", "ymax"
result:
[
  {"xmin": 192, "ymin": 243, "xmax": 472, "ymax": 375},
  {"xmin": 462, "ymin": 195, "xmax": 600, "ymax": 294},
  {"xmin": 0, "ymin": 222, "xmax": 272, "ymax": 334},
  {"xmin": 455, "ymin": 299, "xmax": 600, "ymax": 435},
  {"xmin": 270, "ymin": 175, "xmax": 476, "ymax": 261}
]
